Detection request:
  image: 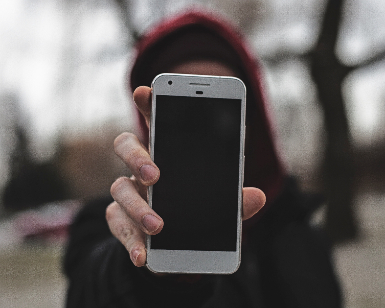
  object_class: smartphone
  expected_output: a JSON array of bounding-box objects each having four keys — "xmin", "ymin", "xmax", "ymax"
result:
[{"xmin": 147, "ymin": 73, "xmax": 246, "ymax": 274}]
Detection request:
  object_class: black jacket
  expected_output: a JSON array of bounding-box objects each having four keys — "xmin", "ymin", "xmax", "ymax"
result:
[{"xmin": 63, "ymin": 178, "xmax": 342, "ymax": 308}]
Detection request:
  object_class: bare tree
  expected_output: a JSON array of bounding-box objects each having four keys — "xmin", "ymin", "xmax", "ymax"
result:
[
  {"xmin": 112, "ymin": 0, "xmax": 385, "ymax": 243},
  {"xmin": 310, "ymin": 0, "xmax": 357, "ymax": 243},
  {"xmin": 309, "ymin": 0, "xmax": 385, "ymax": 243}
]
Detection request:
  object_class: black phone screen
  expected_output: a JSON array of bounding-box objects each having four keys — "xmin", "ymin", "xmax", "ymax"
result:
[{"xmin": 151, "ymin": 95, "xmax": 242, "ymax": 251}]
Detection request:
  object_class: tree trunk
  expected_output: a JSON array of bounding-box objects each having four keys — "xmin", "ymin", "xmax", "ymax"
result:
[{"xmin": 310, "ymin": 0, "xmax": 358, "ymax": 243}]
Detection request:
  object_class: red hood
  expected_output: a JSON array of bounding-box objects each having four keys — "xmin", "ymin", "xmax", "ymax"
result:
[{"xmin": 129, "ymin": 10, "xmax": 285, "ymax": 209}]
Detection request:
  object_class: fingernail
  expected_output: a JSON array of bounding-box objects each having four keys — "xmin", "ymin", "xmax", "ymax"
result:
[
  {"xmin": 142, "ymin": 214, "xmax": 162, "ymax": 233},
  {"xmin": 139, "ymin": 165, "xmax": 159, "ymax": 183},
  {"xmin": 131, "ymin": 249, "xmax": 141, "ymax": 265}
]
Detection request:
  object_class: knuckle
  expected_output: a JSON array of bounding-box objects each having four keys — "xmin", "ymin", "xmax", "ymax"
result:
[
  {"xmin": 126, "ymin": 147, "xmax": 145, "ymax": 163},
  {"xmin": 110, "ymin": 178, "xmax": 146, "ymax": 220},
  {"xmin": 105, "ymin": 202, "xmax": 118, "ymax": 221},
  {"xmin": 126, "ymin": 147, "xmax": 151, "ymax": 171},
  {"xmin": 114, "ymin": 132, "xmax": 137, "ymax": 151},
  {"xmin": 124, "ymin": 195, "xmax": 144, "ymax": 215},
  {"xmin": 114, "ymin": 133, "xmax": 148, "ymax": 167},
  {"xmin": 118, "ymin": 224, "xmax": 135, "ymax": 241},
  {"xmin": 126, "ymin": 232, "xmax": 145, "ymax": 252},
  {"xmin": 110, "ymin": 176, "xmax": 130, "ymax": 197}
]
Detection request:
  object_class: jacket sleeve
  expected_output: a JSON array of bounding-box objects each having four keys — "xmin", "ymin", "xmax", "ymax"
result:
[{"xmin": 63, "ymin": 197, "xmax": 216, "ymax": 308}]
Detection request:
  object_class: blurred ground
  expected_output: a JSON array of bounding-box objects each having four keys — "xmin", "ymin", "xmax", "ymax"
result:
[
  {"xmin": 333, "ymin": 192, "xmax": 385, "ymax": 308},
  {"xmin": 0, "ymin": 245, "xmax": 66, "ymax": 308},
  {"xmin": 0, "ymin": 191, "xmax": 384, "ymax": 308}
]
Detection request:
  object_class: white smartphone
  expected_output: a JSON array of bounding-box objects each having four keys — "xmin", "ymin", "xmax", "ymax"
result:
[{"xmin": 147, "ymin": 73, "xmax": 246, "ymax": 274}]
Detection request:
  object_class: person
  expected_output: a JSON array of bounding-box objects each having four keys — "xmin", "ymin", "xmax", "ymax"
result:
[{"xmin": 64, "ymin": 10, "xmax": 342, "ymax": 308}]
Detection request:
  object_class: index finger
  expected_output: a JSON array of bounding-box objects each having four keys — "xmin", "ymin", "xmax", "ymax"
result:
[{"xmin": 133, "ymin": 86, "xmax": 152, "ymax": 126}]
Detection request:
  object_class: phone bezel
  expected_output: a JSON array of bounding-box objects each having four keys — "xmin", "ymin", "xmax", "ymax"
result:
[{"xmin": 147, "ymin": 73, "xmax": 246, "ymax": 274}]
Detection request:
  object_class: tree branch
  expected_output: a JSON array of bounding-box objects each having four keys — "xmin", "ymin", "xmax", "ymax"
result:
[
  {"xmin": 347, "ymin": 48, "xmax": 385, "ymax": 72},
  {"xmin": 316, "ymin": 0, "xmax": 344, "ymax": 52},
  {"xmin": 113, "ymin": 0, "xmax": 140, "ymax": 44},
  {"xmin": 261, "ymin": 50, "xmax": 310, "ymax": 66}
]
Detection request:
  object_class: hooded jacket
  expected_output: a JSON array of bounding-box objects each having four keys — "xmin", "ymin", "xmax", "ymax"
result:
[
  {"xmin": 129, "ymin": 11, "xmax": 284, "ymax": 207},
  {"xmin": 64, "ymin": 10, "xmax": 342, "ymax": 308}
]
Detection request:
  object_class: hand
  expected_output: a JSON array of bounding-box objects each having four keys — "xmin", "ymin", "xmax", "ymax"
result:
[{"xmin": 107, "ymin": 86, "xmax": 266, "ymax": 267}]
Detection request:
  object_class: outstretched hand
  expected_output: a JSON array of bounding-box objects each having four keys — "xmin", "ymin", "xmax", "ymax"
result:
[{"xmin": 107, "ymin": 86, "xmax": 266, "ymax": 267}]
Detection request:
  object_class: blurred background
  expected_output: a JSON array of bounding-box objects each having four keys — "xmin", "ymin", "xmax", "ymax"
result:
[{"xmin": 0, "ymin": 0, "xmax": 384, "ymax": 307}]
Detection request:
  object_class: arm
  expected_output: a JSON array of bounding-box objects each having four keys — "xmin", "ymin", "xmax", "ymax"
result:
[
  {"xmin": 63, "ymin": 86, "xmax": 266, "ymax": 307},
  {"xmin": 63, "ymin": 197, "xmax": 216, "ymax": 308}
]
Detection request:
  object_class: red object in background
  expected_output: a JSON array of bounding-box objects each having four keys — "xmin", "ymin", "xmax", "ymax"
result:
[{"xmin": 13, "ymin": 200, "xmax": 81, "ymax": 244}]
